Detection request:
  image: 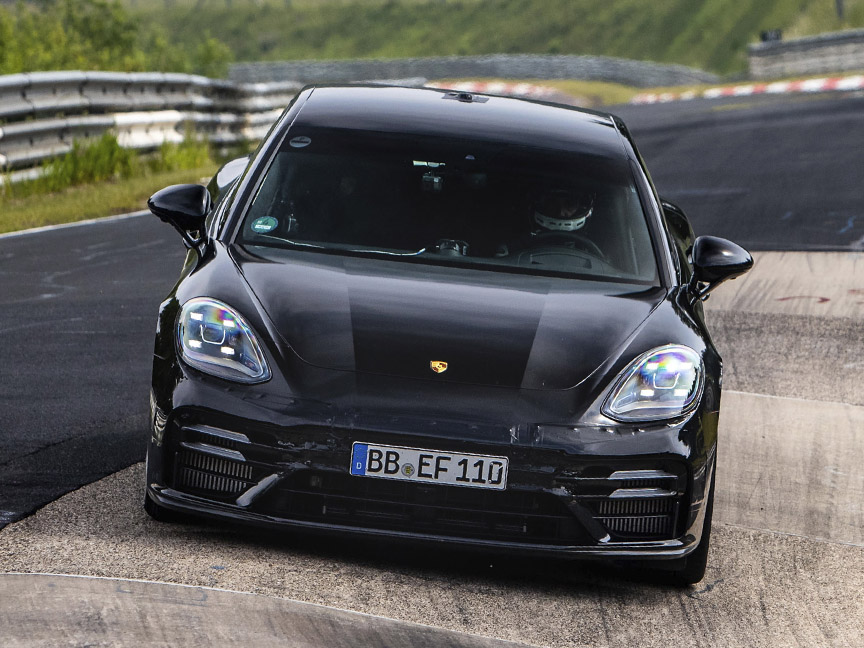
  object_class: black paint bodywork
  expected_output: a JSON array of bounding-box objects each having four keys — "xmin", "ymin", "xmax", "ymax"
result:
[{"xmin": 146, "ymin": 86, "xmax": 732, "ymax": 574}]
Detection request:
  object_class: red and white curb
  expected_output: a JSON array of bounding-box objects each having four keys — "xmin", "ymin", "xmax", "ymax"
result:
[
  {"xmin": 425, "ymin": 81, "xmax": 573, "ymax": 103},
  {"xmin": 632, "ymin": 74, "xmax": 864, "ymax": 104}
]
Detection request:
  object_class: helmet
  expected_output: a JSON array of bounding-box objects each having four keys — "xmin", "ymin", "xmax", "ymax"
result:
[{"xmin": 532, "ymin": 190, "xmax": 594, "ymax": 233}]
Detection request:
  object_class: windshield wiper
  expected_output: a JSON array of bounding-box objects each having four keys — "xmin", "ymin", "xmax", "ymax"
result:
[
  {"xmin": 257, "ymin": 235, "xmax": 426, "ymax": 257},
  {"xmin": 258, "ymin": 235, "xmax": 327, "ymax": 251},
  {"xmin": 344, "ymin": 247, "xmax": 427, "ymax": 258}
]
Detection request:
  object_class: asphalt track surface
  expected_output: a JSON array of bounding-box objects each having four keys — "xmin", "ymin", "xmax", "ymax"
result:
[
  {"xmin": 613, "ymin": 92, "xmax": 864, "ymax": 251},
  {"xmin": 0, "ymin": 213, "xmax": 172, "ymax": 527},
  {"xmin": 0, "ymin": 92, "xmax": 862, "ymax": 646},
  {"xmin": 3, "ymin": 91, "xmax": 863, "ymax": 526}
]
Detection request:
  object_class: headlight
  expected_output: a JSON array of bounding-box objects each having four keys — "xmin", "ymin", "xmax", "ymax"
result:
[
  {"xmin": 603, "ymin": 345, "xmax": 703, "ymax": 422},
  {"xmin": 176, "ymin": 298, "xmax": 271, "ymax": 383}
]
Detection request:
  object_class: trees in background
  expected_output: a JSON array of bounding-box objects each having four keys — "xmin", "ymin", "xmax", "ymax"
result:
[{"xmin": 0, "ymin": 0, "xmax": 232, "ymax": 76}]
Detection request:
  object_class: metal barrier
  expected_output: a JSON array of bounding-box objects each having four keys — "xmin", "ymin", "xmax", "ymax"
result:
[{"xmin": 0, "ymin": 71, "xmax": 302, "ymax": 175}]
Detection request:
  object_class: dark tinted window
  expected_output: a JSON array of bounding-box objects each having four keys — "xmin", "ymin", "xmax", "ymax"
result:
[{"xmin": 240, "ymin": 128, "xmax": 658, "ymax": 284}]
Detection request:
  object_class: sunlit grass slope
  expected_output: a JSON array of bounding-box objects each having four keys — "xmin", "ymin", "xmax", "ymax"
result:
[{"xmin": 131, "ymin": 0, "xmax": 864, "ymax": 75}]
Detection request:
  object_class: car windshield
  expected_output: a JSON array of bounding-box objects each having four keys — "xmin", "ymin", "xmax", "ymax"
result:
[{"xmin": 239, "ymin": 127, "xmax": 659, "ymax": 284}]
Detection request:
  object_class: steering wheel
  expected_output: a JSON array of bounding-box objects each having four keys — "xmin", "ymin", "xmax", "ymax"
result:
[
  {"xmin": 528, "ymin": 230, "xmax": 609, "ymax": 262},
  {"xmin": 434, "ymin": 238, "xmax": 470, "ymax": 256}
]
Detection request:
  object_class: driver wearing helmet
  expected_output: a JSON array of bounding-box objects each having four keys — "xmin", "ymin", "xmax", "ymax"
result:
[
  {"xmin": 531, "ymin": 189, "xmax": 594, "ymax": 234},
  {"xmin": 496, "ymin": 188, "xmax": 595, "ymax": 257}
]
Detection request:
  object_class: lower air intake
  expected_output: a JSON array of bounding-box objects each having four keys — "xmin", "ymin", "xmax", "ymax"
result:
[
  {"xmin": 598, "ymin": 513, "xmax": 674, "ymax": 537},
  {"xmin": 177, "ymin": 450, "xmax": 254, "ymax": 496},
  {"xmin": 555, "ymin": 466, "xmax": 685, "ymax": 541}
]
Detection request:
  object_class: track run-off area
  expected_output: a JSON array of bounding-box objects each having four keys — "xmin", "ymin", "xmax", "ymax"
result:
[{"xmin": 0, "ymin": 91, "xmax": 862, "ymax": 647}]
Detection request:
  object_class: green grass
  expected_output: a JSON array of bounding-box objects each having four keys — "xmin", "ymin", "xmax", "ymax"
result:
[
  {"xmin": 0, "ymin": 132, "xmax": 220, "ymax": 234},
  {"xmin": 789, "ymin": 0, "xmax": 864, "ymax": 36},
  {"xmin": 6, "ymin": 0, "xmax": 864, "ymax": 78},
  {"xmin": 0, "ymin": 166, "xmax": 217, "ymax": 235},
  {"xmin": 129, "ymin": 0, "xmax": 864, "ymax": 76}
]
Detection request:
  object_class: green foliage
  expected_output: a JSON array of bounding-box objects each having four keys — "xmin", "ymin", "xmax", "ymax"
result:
[
  {"xmin": 2, "ymin": 132, "xmax": 213, "ymax": 200},
  {"xmin": 129, "ymin": 0, "xmax": 845, "ymax": 75},
  {"xmin": 3, "ymin": 0, "xmax": 864, "ymax": 78},
  {"xmin": 191, "ymin": 33, "xmax": 235, "ymax": 78},
  {"xmin": 152, "ymin": 136, "xmax": 212, "ymax": 173},
  {"xmin": 0, "ymin": 165, "xmax": 218, "ymax": 235},
  {"xmin": 0, "ymin": 0, "xmax": 233, "ymax": 75},
  {"xmin": 789, "ymin": 0, "xmax": 864, "ymax": 36},
  {"xmin": 37, "ymin": 133, "xmax": 135, "ymax": 192}
]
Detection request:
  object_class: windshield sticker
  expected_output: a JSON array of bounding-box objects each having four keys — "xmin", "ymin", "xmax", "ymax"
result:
[
  {"xmin": 251, "ymin": 216, "xmax": 279, "ymax": 233},
  {"xmin": 289, "ymin": 136, "xmax": 312, "ymax": 148}
]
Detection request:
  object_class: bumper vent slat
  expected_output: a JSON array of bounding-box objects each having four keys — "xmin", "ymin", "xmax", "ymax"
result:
[
  {"xmin": 181, "ymin": 424, "xmax": 250, "ymax": 450},
  {"xmin": 176, "ymin": 449, "xmax": 255, "ymax": 496},
  {"xmin": 598, "ymin": 498, "xmax": 674, "ymax": 516},
  {"xmin": 181, "ymin": 450, "xmax": 253, "ymax": 480},
  {"xmin": 555, "ymin": 465, "xmax": 685, "ymax": 541},
  {"xmin": 599, "ymin": 515, "xmax": 670, "ymax": 536},
  {"xmin": 180, "ymin": 468, "xmax": 249, "ymax": 494}
]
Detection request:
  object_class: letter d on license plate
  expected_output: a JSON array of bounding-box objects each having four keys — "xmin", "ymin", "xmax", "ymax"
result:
[{"xmin": 350, "ymin": 442, "xmax": 508, "ymax": 490}]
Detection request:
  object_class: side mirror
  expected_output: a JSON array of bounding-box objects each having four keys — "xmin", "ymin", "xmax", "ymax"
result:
[
  {"xmin": 690, "ymin": 235, "xmax": 753, "ymax": 301},
  {"xmin": 148, "ymin": 184, "xmax": 212, "ymax": 257}
]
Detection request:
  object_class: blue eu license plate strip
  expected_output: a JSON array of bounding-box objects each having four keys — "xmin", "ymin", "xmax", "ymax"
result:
[
  {"xmin": 351, "ymin": 443, "xmax": 369, "ymax": 476},
  {"xmin": 350, "ymin": 442, "xmax": 508, "ymax": 490}
]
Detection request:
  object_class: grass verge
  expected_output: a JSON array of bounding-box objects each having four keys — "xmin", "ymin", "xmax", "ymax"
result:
[
  {"xmin": 0, "ymin": 166, "xmax": 217, "ymax": 235},
  {"xmin": 529, "ymin": 79, "xmax": 642, "ymax": 107},
  {"xmin": 429, "ymin": 78, "xmax": 641, "ymax": 107},
  {"xmin": 433, "ymin": 68, "xmax": 864, "ymax": 108}
]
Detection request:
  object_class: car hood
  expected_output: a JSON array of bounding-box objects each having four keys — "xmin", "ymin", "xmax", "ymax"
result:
[{"xmin": 235, "ymin": 247, "xmax": 665, "ymax": 390}]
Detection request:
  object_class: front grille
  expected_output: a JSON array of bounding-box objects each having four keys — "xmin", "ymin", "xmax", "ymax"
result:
[
  {"xmin": 166, "ymin": 418, "xmax": 689, "ymax": 545},
  {"xmin": 262, "ymin": 472, "xmax": 591, "ymax": 546}
]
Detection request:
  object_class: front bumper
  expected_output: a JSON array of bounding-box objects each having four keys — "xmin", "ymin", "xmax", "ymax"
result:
[
  {"xmin": 146, "ymin": 399, "xmax": 715, "ymax": 560},
  {"xmin": 147, "ymin": 483, "xmax": 703, "ymax": 559}
]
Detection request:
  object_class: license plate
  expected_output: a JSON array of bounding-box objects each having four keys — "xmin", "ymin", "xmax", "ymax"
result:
[{"xmin": 350, "ymin": 442, "xmax": 508, "ymax": 490}]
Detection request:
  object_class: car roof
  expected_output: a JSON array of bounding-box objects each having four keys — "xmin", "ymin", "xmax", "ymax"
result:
[{"xmin": 289, "ymin": 85, "xmax": 628, "ymax": 159}]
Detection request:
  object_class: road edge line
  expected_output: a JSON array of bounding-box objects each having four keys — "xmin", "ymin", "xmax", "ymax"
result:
[{"xmin": 0, "ymin": 210, "xmax": 148, "ymax": 240}]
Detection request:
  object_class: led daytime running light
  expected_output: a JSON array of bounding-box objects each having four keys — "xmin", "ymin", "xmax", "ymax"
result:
[
  {"xmin": 177, "ymin": 298, "xmax": 271, "ymax": 384},
  {"xmin": 603, "ymin": 344, "xmax": 703, "ymax": 422}
]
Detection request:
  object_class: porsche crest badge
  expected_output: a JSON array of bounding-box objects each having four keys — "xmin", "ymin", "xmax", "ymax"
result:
[{"xmin": 430, "ymin": 361, "xmax": 448, "ymax": 374}]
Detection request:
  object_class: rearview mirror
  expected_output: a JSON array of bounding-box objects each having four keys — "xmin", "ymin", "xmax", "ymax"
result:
[{"xmin": 690, "ymin": 235, "xmax": 753, "ymax": 300}]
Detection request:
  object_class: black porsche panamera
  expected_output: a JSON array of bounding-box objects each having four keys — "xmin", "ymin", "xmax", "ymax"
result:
[{"xmin": 144, "ymin": 85, "xmax": 752, "ymax": 585}]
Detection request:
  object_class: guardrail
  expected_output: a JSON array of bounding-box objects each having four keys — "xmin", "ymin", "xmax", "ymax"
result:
[
  {"xmin": 0, "ymin": 71, "xmax": 302, "ymax": 177},
  {"xmin": 748, "ymin": 28, "xmax": 864, "ymax": 79}
]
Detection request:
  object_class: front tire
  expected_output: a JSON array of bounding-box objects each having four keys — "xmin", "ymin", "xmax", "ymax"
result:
[
  {"xmin": 143, "ymin": 449, "xmax": 183, "ymax": 523},
  {"xmin": 669, "ymin": 470, "xmax": 715, "ymax": 586},
  {"xmin": 144, "ymin": 490, "xmax": 183, "ymax": 523}
]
